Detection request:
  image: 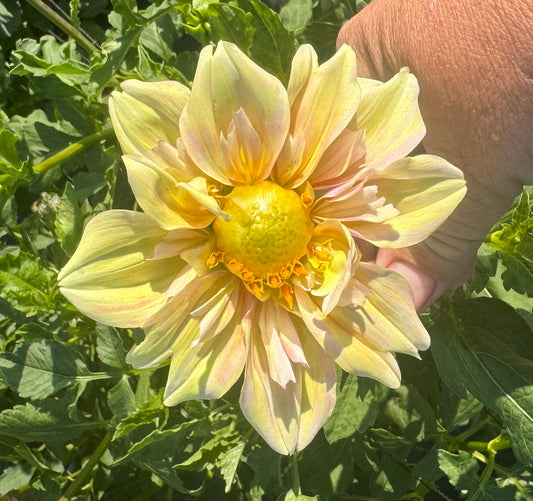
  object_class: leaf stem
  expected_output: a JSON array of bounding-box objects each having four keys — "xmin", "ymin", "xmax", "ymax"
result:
[
  {"xmin": 24, "ymin": 0, "xmax": 97, "ymax": 55},
  {"xmin": 58, "ymin": 431, "xmax": 113, "ymax": 501},
  {"xmin": 289, "ymin": 453, "xmax": 301, "ymax": 496},
  {"xmin": 32, "ymin": 125, "xmax": 114, "ymax": 176}
]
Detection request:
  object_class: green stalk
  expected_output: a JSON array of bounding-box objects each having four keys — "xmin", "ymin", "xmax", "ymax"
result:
[
  {"xmin": 24, "ymin": 0, "xmax": 96, "ymax": 55},
  {"xmin": 32, "ymin": 125, "xmax": 114, "ymax": 176},
  {"xmin": 58, "ymin": 431, "xmax": 113, "ymax": 501},
  {"xmin": 289, "ymin": 453, "xmax": 301, "ymax": 496}
]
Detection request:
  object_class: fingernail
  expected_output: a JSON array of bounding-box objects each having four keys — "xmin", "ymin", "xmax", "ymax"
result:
[{"xmin": 387, "ymin": 260, "xmax": 436, "ymax": 311}]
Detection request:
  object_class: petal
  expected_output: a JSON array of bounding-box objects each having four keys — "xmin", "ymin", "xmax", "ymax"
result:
[
  {"xmin": 239, "ymin": 314, "xmax": 336, "ymax": 454},
  {"xmin": 123, "ymin": 155, "xmax": 225, "ymax": 230},
  {"xmin": 355, "ymin": 262, "xmax": 430, "ymax": 352},
  {"xmin": 295, "ymin": 287, "xmax": 402, "ymax": 388},
  {"xmin": 58, "ymin": 210, "xmax": 183, "ymax": 327},
  {"xmin": 309, "ymin": 221, "xmax": 359, "ymax": 315},
  {"xmin": 126, "ymin": 271, "xmax": 232, "ymax": 369},
  {"xmin": 274, "ymin": 44, "xmax": 360, "ymax": 188},
  {"xmin": 351, "ymin": 155, "xmax": 467, "ymax": 247},
  {"xmin": 180, "ymin": 42, "xmax": 290, "ymax": 185},
  {"xmin": 109, "ymin": 79, "xmax": 189, "ymax": 159},
  {"xmin": 354, "ymin": 69, "xmax": 425, "ymax": 169}
]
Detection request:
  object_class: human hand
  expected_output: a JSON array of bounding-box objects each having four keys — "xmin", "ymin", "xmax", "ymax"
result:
[{"xmin": 338, "ymin": 0, "xmax": 533, "ymax": 310}]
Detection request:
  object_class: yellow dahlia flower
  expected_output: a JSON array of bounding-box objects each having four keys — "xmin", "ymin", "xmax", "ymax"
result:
[{"xmin": 58, "ymin": 42, "xmax": 466, "ymax": 454}]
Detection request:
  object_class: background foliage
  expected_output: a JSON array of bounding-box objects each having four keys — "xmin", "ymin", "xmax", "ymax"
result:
[{"xmin": 1, "ymin": 0, "xmax": 533, "ymax": 499}]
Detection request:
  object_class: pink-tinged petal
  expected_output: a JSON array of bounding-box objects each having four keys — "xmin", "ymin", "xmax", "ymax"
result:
[
  {"xmin": 126, "ymin": 270, "xmax": 231, "ymax": 369},
  {"xmin": 295, "ymin": 327, "xmax": 336, "ymax": 452},
  {"xmin": 309, "ymin": 221, "xmax": 359, "ymax": 315},
  {"xmin": 295, "ymin": 287, "xmax": 402, "ymax": 388},
  {"xmin": 351, "ymin": 155, "xmax": 467, "ymax": 247},
  {"xmin": 240, "ymin": 313, "xmax": 336, "ymax": 454},
  {"xmin": 259, "ymin": 301, "xmax": 297, "ymax": 388},
  {"xmin": 123, "ymin": 155, "xmax": 226, "ymax": 230},
  {"xmin": 180, "ymin": 42, "xmax": 290, "ymax": 185},
  {"xmin": 313, "ymin": 183, "xmax": 399, "ymax": 225},
  {"xmin": 109, "ymin": 79, "xmax": 189, "ymax": 159},
  {"xmin": 355, "ymin": 262, "xmax": 430, "ymax": 351},
  {"xmin": 152, "ymin": 140, "xmax": 202, "ymax": 180},
  {"xmin": 274, "ymin": 44, "xmax": 360, "ymax": 188},
  {"xmin": 58, "ymin": 210, "xmax": 183, "ymax": 328},
  {"xmin": 163, "ymin": 286, "xmax": 252, "ymax": 405},
  {"xmin": 308, "ymin": 128, "xmax": 366, "ymax": 190}
]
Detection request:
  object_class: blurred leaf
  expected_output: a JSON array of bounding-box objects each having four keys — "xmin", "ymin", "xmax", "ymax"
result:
[
  {"xmin": 0, "ymin": 0, "xmax": 22, "ymax": 39},
  {"xmin": 219, "ymin": 441, "xmax": 245, "ymax": 492},
  {"xmin": 0, "ymin": 340, "xmax": 111, "ymax": 399},
  {"xmin": 431, "ymin": 298, "xmax": 533, "ymax": 465},
  {"xmin": 0, "ymin": 463, "xmax": 35, "ymax": 497},
  {"xmin": 55, "ymin": 182, "xmax": 84, "ymax": 257},
  {"xmin": 437, "ymin": 450, "xmax": 479, "ymax": 493},
  {"xmin": 279, "ymin": 0, "xmax": 313, "ymax": 33},
  {"xmin": 108, "ymin": 375, "xmax": 136, "ymax": 421}
]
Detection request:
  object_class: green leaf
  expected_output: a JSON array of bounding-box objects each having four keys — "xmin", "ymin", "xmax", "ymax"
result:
[
  {"xmin": 324, "ymin": 374, "xmax": 383, "ymax": 443},
  {"xmin": 108, "ymin": 375, "xmax": 136, "ymax": 421},
  {"xmin": 0, "ymin": 463, "xmax": 34, "ymax": 497},
  {"xmin": 437, "ymin": 450, "xmax": 479, "ymax": 493},
  {"xmin": 0, "ymin": 252, "xmax": 55, "ymax": 316},
  {"xmin": 279, "ymin": 0, "xmax": 313, "ymax": 33},
  {"xmin": 207, "ymin": 4, "xmax": 255, "ymax": 50},
  {"xmin": 431, "ymin": 297, "xmax": 533, "ymax": 465},
  {"xmin": 0, "ymin": 0, "xmax": 22, "ymax": 39},
  {"xmin": 0, "ymin": 401, "xmax": 100, "ymax": 442},
  {"xmin": 218, "ymin": 441, "xmax": 245, "ymax": 492},
  {"xmin": 0, "ymin": 340, "xmax": 110, "ymax": 399},
  {"xmin": 96, "ymin": 324, "xmax": 128, "ymax": 369},
  {"xmin": 55, "ymin": 182, "xmax": 83, "ymax": 257}
]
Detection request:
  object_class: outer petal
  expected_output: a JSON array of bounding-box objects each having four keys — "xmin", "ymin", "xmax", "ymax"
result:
[
  {"xmin": 350, "ymin": 155, "xmax": 467, "ymax": 247},
  {"xmin": 109, "ymin": 80, "xmax": 189, "ymax": 159},
  {"xmin": 126, "ymin": 271, "xmax": 233, "ymax": 369},
  {"xmin": 295, "ymin": 287, "xmax": 402, "ymax": 388},
  {"xmin": 355, "ymin": 262, "xmax": 430, "ymax": 352},
  {"xmin": 58, "ymin": 210, "xmax": 183, "ymax": 327},
  {"xmin": 180, "ymin": 42, "xmax": 290, "ymax": 185},
  {"xmin": 354, "ymin": 69, "xmax": 425, "ymax": 169},
  {"xmin": 162, "ymin": 283, "xmax": 249, "ymax": 405},
  {"xmin": 240, "ymin": 311, "xmax": 336, "ymax": 455},
  {"xmin": 123, "ymin": 155, "xmax": 228, "ymax": 230},
  {"xmin": 274, "ymin": 44, "xmax": 360, "ymax": 188}
]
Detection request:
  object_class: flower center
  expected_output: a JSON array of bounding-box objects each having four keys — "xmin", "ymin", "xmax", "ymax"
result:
[{"xmin": 210, "ymin": 181, "xmax": 314, "ymax": 304}]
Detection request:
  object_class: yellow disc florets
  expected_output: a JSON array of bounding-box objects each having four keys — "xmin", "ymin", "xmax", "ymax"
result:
[{"xmin": 209, "ymin": 181, "xmax": 314, "ymax": 305}]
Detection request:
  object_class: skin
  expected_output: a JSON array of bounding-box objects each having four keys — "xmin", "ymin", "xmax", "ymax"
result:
[{"xmin": 338, "ymin": 0, "xmax": 533, "ymax": 310}]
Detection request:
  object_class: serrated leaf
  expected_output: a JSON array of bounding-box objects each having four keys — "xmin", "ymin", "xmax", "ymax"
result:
[
  {"xmin": 0, "ymin": 340, "xmax": 110, "ymax": 399},
  {"xmin": 324, "ymin": 375, "xmax": 382, "ymax": 443},
  {"xmin": 0, "ymin": 401, "xmax": 100, "ymax": 442},
  {"xmin": 431, "ymin": 298, "xmax": 533, "ymax": 466},
  {"xmin": 437, "ymin": 450, "xmax": 479, "ymax": 493},
  {"xmin": 207, "ymin": 4, "xmax": 255, "ymax": 50},
  {"xmin": 219, "ymin": 441, "xmax": 245, "ymax": 493},
  {"xmin": 108, "ymin": 375, "xmax": 136, "ymax": 421}
]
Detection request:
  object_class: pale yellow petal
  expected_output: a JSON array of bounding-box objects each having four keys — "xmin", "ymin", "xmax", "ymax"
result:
[
  {"xmin": 58, "ymin": 210, "xmax": 183, "ymax": 327},
  {"xmin": 180, "ymin": 42, "xmax": 290, "ymax": 185},
  {"xmin": 295, "ymin": 287, "xmax": 402, "ymax": 388},
  {"xmin": 353, "ymin": 69, "xmax": 425, "ymax": 169},
  {"xmin": 355, "ymin": 262, "xmax": 430, "ymax": 352},
  {"xmin": 274, "ymin": 44, "xmax": 360, "ymax": 188},
  {"xmin": 352, "ymin": 155, "xmax": 467, "ymax": 247},
  {"xmin": 109, "ymin": 79, "xmax": 189, "ymax": 159},
  {"xmin": 123, "ymin": 155, "xmax": 222, "ymax": 230}
]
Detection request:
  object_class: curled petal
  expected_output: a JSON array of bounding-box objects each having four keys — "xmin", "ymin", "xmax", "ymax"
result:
[
  {"xmin": 295, "ymin": 287, "xmax": 402, "ymax": 388},
  {"xmin": 350, "ymin": 155, "xmax": 467, "ymax": 247},
  {"xmin": 180, "ymin": 42, "xmax": 290, "ymax": 185},
  {"xmin": 123, "ymin": 155, "xmax": 225, "ymax": 230},
  {"xmin": 58, "ymin": 210, "xmax": 183, "ymax": 327},
  {"xmin": 274, "ymin": 44, "xmax": 360, "ymax": 188},
  {"xmin": 109, "ymin": 79, "xmax": 189, "ymax": 159},
  {"xmin": 240, "ymin": 314, "xmax": 336, "ymax": 455},
  {"xmin": 354, "ymin": 69, "xmax": 425, "ymax": 169}
]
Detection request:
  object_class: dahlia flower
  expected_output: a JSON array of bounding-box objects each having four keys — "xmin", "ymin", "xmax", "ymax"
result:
[{"xmin": 58, "ymin": 42, "xmax": 466, "ymax": 454}]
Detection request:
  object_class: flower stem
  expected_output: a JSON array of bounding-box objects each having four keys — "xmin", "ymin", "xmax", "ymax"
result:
[
  {"xmin": 32, "ymin": 125, "xmax": 114, "ymax": 176},
  {"xmin": 289, "ymin": 453, "xmax": 301, "ymax": 496},
  {"xmin": 58, "ymin": 431, "xmax": 113, "ymax": 501},
  {"xmin": 24, "ymin": 0, "xmax": 97, "ymax": 55}
]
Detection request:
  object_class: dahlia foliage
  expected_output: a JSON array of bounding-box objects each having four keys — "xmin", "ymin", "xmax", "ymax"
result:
[{"xmin": 58, "ymin": 42, "xmax": 466, "ymax": 454}]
